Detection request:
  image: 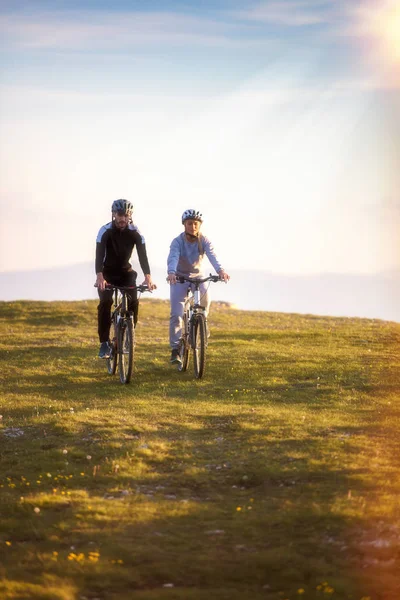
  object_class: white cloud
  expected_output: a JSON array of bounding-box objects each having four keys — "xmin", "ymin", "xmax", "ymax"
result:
[
  {"xmin": 232, "ymin": 1, "xmax": 332, "ymax": 27},
  {"xmin": 0, "ymin": 10, "xmax": 271, "ymax": 50}
]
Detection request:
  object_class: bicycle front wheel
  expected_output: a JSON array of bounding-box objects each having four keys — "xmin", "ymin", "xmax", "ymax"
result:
[
  {"xmin": 106, "ymin": 317, "xmax": 118, "ymax": 376},
  {"xmin": 193, "ymin": 313, "xmax": 206, "ymax": 379},
  {"xmin": 119, "ymin": 318, "xmax": 135, "ymax": 384},
  {"xmin": 178, "ymin": 312, "xmax": 190, "ymax": 372}
]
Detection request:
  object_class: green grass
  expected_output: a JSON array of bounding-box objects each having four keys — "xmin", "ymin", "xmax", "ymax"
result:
[{"xmin": 0, "ymin": 299, "xmax": 399, "ymax": 600}]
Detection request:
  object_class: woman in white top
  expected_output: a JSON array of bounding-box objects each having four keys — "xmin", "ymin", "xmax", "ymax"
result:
[{"xmin": 166, "ymin": 209, "xmax": 230, "ymax": 364}]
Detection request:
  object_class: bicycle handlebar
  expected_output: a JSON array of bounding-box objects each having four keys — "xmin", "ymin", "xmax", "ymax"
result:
[
  {"xmin": 176, "ymin": 274, "xmax": 220, "ymax": 284},
  {"xmin": 95, "ymin": 283, "xmax": 152, "ymax": 293},
  {"xmin": 107, "ymin": 284, "xmax": 151, "ymax": 294}
]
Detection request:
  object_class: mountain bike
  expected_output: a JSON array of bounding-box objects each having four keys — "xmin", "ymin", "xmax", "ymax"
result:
[
  {"xmin": 105, "ymin": 284, "xmax": 150, "ymax": 384},
  {"xmin": 176, "ymin": 275, "xmax": 221, "ymax": 379}
]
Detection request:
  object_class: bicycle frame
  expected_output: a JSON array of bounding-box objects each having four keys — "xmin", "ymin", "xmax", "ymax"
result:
[
  {"xmin": 111, "ymin": 287, "xmax": 131, "ymax": 321},
  {"xmin": 177, "ymin": 274, "xmax": 220, "ymax": 378},
  {"xmin": 105, "ymin": 284, "xmax": 149, "ymax": 384},
  {"xmin": 183, "ymin": 285, "xmax": 206, "ymax": 348}
]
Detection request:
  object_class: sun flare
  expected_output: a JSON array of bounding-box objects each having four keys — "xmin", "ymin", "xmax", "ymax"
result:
[
  {"xmin": 378, "ymin": 2, "xmax": 400, "ymax": 60},
  {"xmin": 359, "ymin": 0, "xmax": 400, "ymax": 63}
]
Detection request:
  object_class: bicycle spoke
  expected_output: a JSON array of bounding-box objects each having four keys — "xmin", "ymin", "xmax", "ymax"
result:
[
  {"xmin": 119, "ymin": 318, "xmax": 135, "ymax": 384},
  {"xmin": 178, "ymin": 311, "xmax": 190, "ymax": 371},
  {"xmin": 193, "ymin": 314, "xmax": 206, "ymax": 379},
  {"xmin": 106, "ymin": 317, "xmax": 118, "ymax": 376}
]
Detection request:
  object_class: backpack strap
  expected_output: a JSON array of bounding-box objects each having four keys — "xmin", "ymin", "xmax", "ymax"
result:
[{"xmin": 197, "ymin": 233, "xmax": 204, "ymax": 256}]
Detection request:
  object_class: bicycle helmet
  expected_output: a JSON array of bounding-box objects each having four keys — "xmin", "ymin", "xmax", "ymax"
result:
[
  {"xmin": 111, "ymin": 199, "xmax": 133, "ymax": 215},
  {"xmin": 182, "ymin": 209, "xmax": 203, "ymax": 224}
]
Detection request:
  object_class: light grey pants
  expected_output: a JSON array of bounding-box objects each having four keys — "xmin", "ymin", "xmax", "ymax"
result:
[{"xmin": 169, "ymin": 281, "xmax": 210, "ymax": 349}]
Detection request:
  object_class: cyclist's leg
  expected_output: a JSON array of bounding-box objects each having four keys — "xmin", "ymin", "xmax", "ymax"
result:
[
  {"xmin": 124, "ymin": 271, "xmax": 138, "ymax": 326},
  {"xmin": 169, "ymin": 281, "xmax": 187, "ymax": 350},
  {"xmin": 97, "ymin": 287, "xmax": 114, "ymax": 343}
]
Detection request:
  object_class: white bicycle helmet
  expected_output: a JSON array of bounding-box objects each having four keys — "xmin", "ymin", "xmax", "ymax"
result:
[
  {"xmin": 112, "ymin": 199, "xmax": 133, "ymax": 215},
  {"xmin": 182, "ymin": 209, "xmax": 203, "ymax": 224}
]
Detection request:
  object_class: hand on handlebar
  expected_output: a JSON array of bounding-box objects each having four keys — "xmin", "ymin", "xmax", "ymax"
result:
[
  {"xmin": 96, "ymin": 273, "xmax": 107, "ymax": 291},
  {"xmin": 218, "ymin": 269, "xmax": 230, "ymax": 283},
  {"xmin": 167, "ymin": 273, "xmax": 177, "ymax": 285},
  {"xmin": 142, "ymin": 274, "xmax": 157, "ymax": 291}
]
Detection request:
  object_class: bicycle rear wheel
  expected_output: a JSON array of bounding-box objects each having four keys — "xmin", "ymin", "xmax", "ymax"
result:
[
  {"xmin": 119, "ymin": 318, "xmax": 135, "ymax": 384},
  {"xmin": 178, "ymin": 312, "xmax": 190, "ymax": 372},
  {"xmin": 193, "ymin": 313, "xmax": 206, "ymax": 379},
  {"xmin": 106, "ymin": 317, "xmax": 118, "ymax": 375}
]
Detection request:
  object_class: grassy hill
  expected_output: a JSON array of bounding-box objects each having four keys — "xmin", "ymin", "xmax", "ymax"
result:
[{"xmin": 0, "ymin": 299, "xmax": 399, "ymax": 600}]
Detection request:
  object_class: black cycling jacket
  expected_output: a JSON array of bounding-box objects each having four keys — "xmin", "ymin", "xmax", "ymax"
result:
[{"xmin": 95, "ymin": 221, "xmax": 151, "ymax": 276}]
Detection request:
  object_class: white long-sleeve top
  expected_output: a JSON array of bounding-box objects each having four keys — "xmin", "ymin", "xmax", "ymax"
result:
[{"xmin": 167, "ymin": 232, "xmax": 223, "ymax": 278}]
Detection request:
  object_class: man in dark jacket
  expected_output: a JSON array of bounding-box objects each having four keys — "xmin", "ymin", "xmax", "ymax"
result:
[{"xmin": 95, "ymin": 199, "xmax": 156, "ymax": 358}]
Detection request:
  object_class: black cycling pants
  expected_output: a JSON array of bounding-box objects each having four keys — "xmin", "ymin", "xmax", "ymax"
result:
[{"xmin": 97, "ymin": 271, "xmax": 138, "ymax": 343}]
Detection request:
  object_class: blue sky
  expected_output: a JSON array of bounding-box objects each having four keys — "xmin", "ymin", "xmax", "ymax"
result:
[{"xmin": 1, "ymin": 0, "xmax": 399, "ymax": 277}]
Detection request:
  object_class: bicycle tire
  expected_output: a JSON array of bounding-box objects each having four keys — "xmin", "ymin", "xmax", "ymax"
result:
[
  {"xmin": 106, "ymin": 317, "xmax": 118, "ymax": 375},
  {"xmin": 119, "ymin": 318, "xmax": 135, "ymax": 384},
  {"xmin": 178, "ymin": 311, "xmax": 190, "ymax": 372},
  {"xmin": 193, "ymin": 313, "xmax": 206, "ymax": 379}
]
